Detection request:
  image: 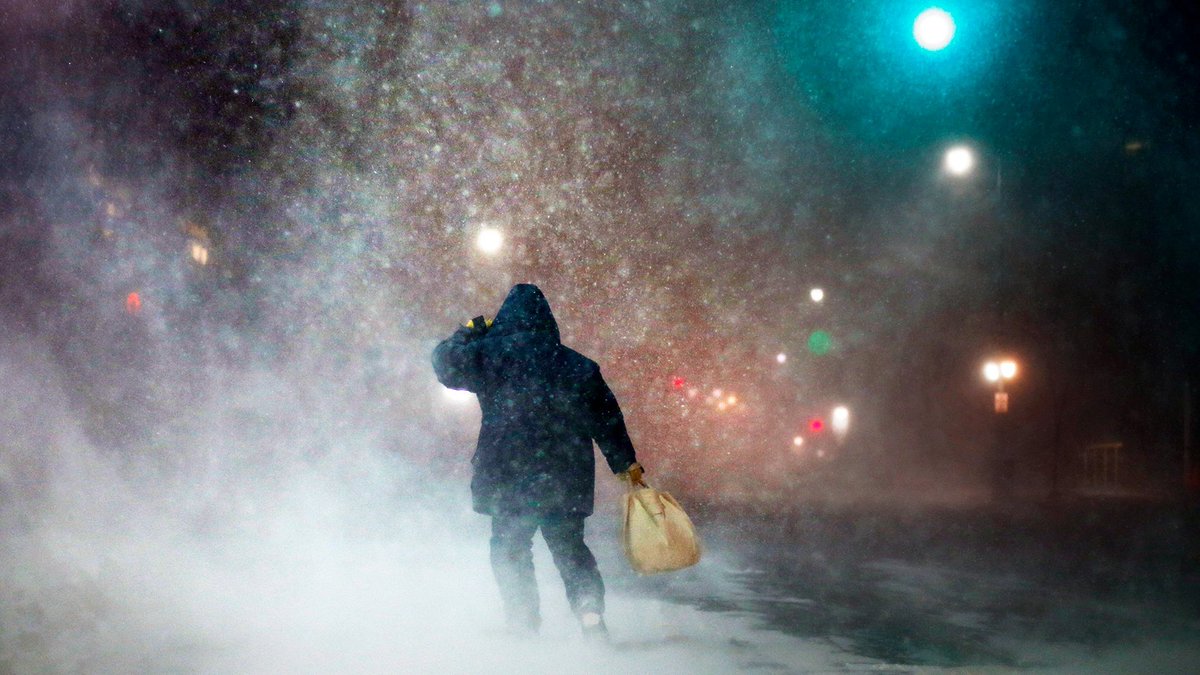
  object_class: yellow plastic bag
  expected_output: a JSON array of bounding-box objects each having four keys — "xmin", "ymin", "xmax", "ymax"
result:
[{"xmin": 621, "ymin": 485, "xmax": 701, "ymax": 574}]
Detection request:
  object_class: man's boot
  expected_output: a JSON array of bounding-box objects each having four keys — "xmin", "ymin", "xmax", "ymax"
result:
[{"xmin": 579, "ymin": 610, "xmax": 609, "ymax": 642}]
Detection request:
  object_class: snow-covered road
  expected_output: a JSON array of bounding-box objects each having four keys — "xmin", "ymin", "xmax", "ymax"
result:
[{"xmin": 6, "ymin": 486, "xmax": 1199, "ymax": 673}]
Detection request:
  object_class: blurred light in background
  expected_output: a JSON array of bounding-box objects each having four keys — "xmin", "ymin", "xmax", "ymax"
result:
[
  {"xmin": 672, "ymin": 376, "xmax": 686, "ymax": 389},
  {"xmin": 189, "ymin": 240, "xmax": 210, "ymax": 266},
  {"xmin": 913, "ymin": 7, "xmax": 956, "ymax": 51},
  {"xmin": 476, "ymin": 227, "xmax": 504, "ymax": 255},
  {"xmin": 944, "ymin": 145, "xmax": 975, "ymax": 176},
  {"xmin": 809, "ymin": 418, "xmax": 824, "ymax": 433},
  {"xmin": 793, "ymin": 435, "xmax": 804, "ymax": 447},
  {"xmin": 831, "ymin": 406, "xmax": 850, "ymax": 435},
  {"xmin": 1000, "ymin": 359, "xmax": 1017, "ymax": 380},
  {"xmin": 983, "ymin": 359, "xmax": 1017, "ymax": 383},
  {"xmin": 983, "ymin": 361, "xmax": 1001, "ymax": 382},
  {"xmin": 807, "ymin": 331, "xmax": 832, "ymax": 356},
  {"xmin": 776, "ymin": 352, "xmax": 787, "ymax": 364},
  {"xmin": 810, "ymin": 287, "xmax": 825, "ymax": 303},
  {"xmin": 125, "ymin": 291, "xmax": 142, "ymax": 315}
]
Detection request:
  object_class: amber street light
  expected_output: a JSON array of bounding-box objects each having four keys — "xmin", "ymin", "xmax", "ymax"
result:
[{"xmin": 983, "ymin": 358, "xmax": 1018, "ymax": 413}]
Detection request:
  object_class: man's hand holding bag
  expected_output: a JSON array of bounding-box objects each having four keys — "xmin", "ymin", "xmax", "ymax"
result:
[{"xmin": 618, "ymin": 465, "xmax": 701, "ymax": 575}]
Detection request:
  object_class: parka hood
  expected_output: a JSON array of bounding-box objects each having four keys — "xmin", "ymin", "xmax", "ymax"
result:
[{"xmin": 490, "ymin": 283, "xmax": 560, "ymax": 342}]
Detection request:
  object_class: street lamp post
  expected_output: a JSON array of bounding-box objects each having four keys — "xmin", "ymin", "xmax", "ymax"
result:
[
  {"xmin": 984, "ymin": 358, "xmax": 1018, "ymax": 501},
  {"xmin": 983, "ymin": 359, "xmax": 1017, "ymax": 413}
]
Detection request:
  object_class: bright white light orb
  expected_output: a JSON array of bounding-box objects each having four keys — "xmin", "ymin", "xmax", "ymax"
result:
[
  {"xmin": 914, "ymin": 8, "xmax": 956, "ymax": 51},
  {"xmin": 983, "ymin": 361, "xmax": 1001, "ymax": 383},
  {"xmin": 944, "ymin": 146, "xmax": 975, "ymax": 176},
  {"xmin": 832, "ymin": 406, "xmax": 850, "ymax": 434},
  {"xmin": 476, "ymin": 227, "xmax": 504, "ymax": 255},
  {"xmin": 810, "ymin": 288, "xmax": 825, "ymax": 303},
  {"xmin": 776, "ymin": 352, "xmax": 787, "ymax": 364},
  {"xmin": 1000, "ymin": 360, "xmax": 1018, "ymax": 379},
  {"xmin": 793, "ymin": 436, "xmax": 804, "ymax": 447}
]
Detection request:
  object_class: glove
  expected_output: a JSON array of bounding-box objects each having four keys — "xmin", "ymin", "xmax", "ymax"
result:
[
  {"xmin": 621, "ymin": 462, "xmax": 647, "ymax": 488},
  {"xmin": 465, "ymin": 316, "xmax": 493, "ymax": 331}
]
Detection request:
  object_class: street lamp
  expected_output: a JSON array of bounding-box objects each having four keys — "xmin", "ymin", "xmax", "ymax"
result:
[
  {"xmin": 983, "ymin": 358, "xmax": 1018, "ymax": 501},
  {"xmin": 475, "ymin": 227, "xmax": 504, "ymax": 255},
  {"xmin": 983, "ymin": 361, "xmax": 1001, "ymax": 382},
  {"xmin": 1000, "ymin": 360, "xmax": 1017, "ymax": 379},
  {"xmin": 913, "ymin": 7, "xmax": 956, "ymax": 51},
  {"xmin": 983, "ymin": 358, "xmax": 1017, "ymax": 413},
  {"xmin": 189, "ymin": 240, "xmax": 210, "ymax": 266},
  {"xmin": 831, "ymin": 405, "xmax": 850, "ymax": 442},
  {"xmin": 944, "ymin": 145, "xmax": 975, "ymax": 177}
]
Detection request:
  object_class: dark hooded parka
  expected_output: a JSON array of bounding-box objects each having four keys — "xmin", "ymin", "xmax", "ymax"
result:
[{"xmin": 432, "ymin": 284, "xmax": 638, "ymax": 516}]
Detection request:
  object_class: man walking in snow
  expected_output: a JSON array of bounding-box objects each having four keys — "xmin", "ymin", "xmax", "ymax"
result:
[{"xmin": 432, "ymin": 284, "xmax": 645, "ymax": 639}]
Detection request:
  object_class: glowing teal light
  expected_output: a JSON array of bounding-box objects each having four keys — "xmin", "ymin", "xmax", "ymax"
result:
[
  {"xmin": 808, "ymin": 331, "xmax": 833, "ymax": 356},
  {"xmin": 913, "ymin": 7, "xmax": 956, "ymax": 51}
]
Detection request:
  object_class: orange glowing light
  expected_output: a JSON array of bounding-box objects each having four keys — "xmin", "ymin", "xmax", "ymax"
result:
[
  {"xmin": 125, "ymin": 291, "xmax": 142, "ymax": 315},
  {"xmin": 189, "ymin": 240, "xmax": 210, "ymax": 265}
]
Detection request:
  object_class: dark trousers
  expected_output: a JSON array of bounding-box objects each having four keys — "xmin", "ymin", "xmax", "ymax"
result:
[{"xmin": 490, "ymin": 513, "xmax": 605, "ymax": 630}]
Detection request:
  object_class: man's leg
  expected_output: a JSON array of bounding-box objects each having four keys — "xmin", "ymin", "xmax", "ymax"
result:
[
  {"xmin": 490, "ymin": 513, "xmax": 541, "ymax": 633},
  {"xmin": 540, "ymin": 515, "xmax": 605, "ymax": 618}
]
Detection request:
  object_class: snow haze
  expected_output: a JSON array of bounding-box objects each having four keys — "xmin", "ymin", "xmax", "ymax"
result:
[{"xmin": 3, "ymin": 1, "xmax": 1199, "ymax": 672}]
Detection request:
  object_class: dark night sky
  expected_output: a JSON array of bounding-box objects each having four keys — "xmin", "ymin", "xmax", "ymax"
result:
[{"xmin": 2, "ymin": 0, "xmax": 1198, "ymax": 496}]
